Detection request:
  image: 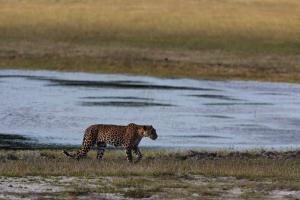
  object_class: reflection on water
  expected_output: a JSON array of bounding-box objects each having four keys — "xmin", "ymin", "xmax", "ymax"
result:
[
  {"xmin": 46, "ymin": 77, "xmax": 217, "ymax": 91},
  {"xmin": 81, "ymin": 96, "xmax": 154, "ymax": 101},
  {"xmin": 1, "ymin": 70, "xmax": 300, "ymax": 150},
  {"xmin": 0, "ymin": 133, "xmax": 77, "ymax": 149},
  {"xmin": 171, "ymin": 135, "xmax": 230, "ymax": 139},
  {"xmin": 80, "ymin": 101, "xmax": 174, "ymax": 107},
  {"xmin": 187, "ymin": 94, "xmax": 240, "ymax": 101},
  {"xmin": 0, "ymin": 133, "xmax": 35, "ymax": 149},
  {"xmin": 204, "ymin": 102, "xmax": 273, "ymax": 106},
  {"xmin": 204, "ymin": 115, "xmax": 234, "ymax": 119}
]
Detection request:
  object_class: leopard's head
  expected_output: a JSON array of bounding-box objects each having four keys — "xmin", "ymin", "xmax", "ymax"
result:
[{"xmin": 141, "ymin": 125, "xmax": 158, "ymax": 140}]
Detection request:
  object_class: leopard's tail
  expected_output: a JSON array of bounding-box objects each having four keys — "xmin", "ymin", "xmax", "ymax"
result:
[
  {"xmin": 63, "ymin": 150, "xmax": 76, "ymax": 158},
  {"xmin": 63, "ymin": 127, "xmax": 97, "ymax": 160},
  {"xmin": 62, "ymin": 144, "xmax": 92, "ymax": 160},
  {"xmin": 62, "ymin": 147, "xmax": 89, "ymax": 160}
]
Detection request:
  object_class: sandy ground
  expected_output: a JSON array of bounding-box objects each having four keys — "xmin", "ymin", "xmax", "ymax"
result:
[{"xmin": 0, "ymin": 175, "xmax": 299, "ymax": 200}]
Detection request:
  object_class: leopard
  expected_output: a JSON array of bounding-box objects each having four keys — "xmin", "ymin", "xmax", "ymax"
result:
[{"xmin": 63, "ymin": 123, "xmax": 157, "ymax": 162}]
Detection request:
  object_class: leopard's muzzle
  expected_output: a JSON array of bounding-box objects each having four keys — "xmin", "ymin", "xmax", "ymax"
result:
[{"xmin": 150, "ymin": 129, "xmax": 158, "ymax": 140}]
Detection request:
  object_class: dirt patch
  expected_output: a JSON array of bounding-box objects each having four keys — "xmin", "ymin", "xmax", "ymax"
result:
[{"xmin": 0, "ymin": 175, "xmax": 299, "ymax": 200}]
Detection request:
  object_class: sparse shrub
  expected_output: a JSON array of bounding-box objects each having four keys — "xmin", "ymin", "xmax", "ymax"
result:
[
  {"xmin": 6, "ymin": 153, "xmax": 18, "ymax": 160},
  {"xmin": 123, "ymin": 189, "xmax": 152, "ymax": 199}
]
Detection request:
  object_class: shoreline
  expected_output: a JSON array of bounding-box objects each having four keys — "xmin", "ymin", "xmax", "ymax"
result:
[
  {"xmin": 1, "ymin": 48, "xmax": 300, "ymax": 84},
  {"xmin": 2, "ymin": 133, "xmax": 300, "ymax": 151}
]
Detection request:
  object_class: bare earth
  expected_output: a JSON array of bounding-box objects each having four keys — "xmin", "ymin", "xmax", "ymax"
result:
[{"xmin": 0, "ymin": 175, "xmax": 299, "ymax": 200}]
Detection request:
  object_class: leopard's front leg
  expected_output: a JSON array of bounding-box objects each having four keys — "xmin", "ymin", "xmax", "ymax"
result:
[
  {"xmin": 133, "ymin": 146, "xmax": 143, "ymax": 163},
  {"xmin": 125, "ymin": 147, "xmax": 133, "ymax": 163}
]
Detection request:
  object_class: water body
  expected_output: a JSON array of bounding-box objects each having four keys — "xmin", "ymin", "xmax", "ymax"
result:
[{"xmin": 1, "ymin": 70, "xmax": 300, "ymax": 150}]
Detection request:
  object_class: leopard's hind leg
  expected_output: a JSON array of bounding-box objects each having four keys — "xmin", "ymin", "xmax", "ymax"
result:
[
  {"xmin": 96, "ymin": 142, "xmax": 106, "ymax": 160},
  {"xmin": 63, "ymin": 128, "xmax": 97, "ymax": 160}
]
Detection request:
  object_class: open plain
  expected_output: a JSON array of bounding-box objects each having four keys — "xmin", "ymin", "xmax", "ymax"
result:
[{"xmin": 0, "ymin": 0, "xmax": 300, "ymax": 82}]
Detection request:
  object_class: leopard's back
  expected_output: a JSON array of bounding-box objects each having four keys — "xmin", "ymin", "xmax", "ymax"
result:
[{"xmin": 96, "ymin": 124, "xmax": 128, "ymax": 147}]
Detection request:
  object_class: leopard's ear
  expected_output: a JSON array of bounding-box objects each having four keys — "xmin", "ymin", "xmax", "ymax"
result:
[{"xmin": 143, "ymin": 125, "xmax": 147, "ymax": 130}]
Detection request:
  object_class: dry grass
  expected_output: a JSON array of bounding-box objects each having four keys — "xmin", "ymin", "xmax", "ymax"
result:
[
  {"xmin": 0, "ymin": 0, "xmax": 300, "ymax": 81},
  {"xmin": 0, "ymin": 149, "xmax": 300, "ymax": 181}
]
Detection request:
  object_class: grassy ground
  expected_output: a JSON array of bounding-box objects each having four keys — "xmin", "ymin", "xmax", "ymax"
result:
[
  {"xmin": 0, "ymin": 0, "xmax": 300, "ymax": 82},
  {"xmin": 0, "ymin": 149, "xmax": 300, "ymax": 199},
  {"xmin": 1, "ymin": 149, "xmax": 300, "ymax": 179}
]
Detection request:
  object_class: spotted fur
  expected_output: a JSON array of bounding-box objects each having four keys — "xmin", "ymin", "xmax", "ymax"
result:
[{"xmin": 63, "ymin": 123, "xmax": 157, "ymax": 162}]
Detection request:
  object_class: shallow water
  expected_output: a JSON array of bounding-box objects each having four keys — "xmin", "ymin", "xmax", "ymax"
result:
[{"xmin": 1, "ymin": 70, "xmax": 300, "ymax": 149}]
